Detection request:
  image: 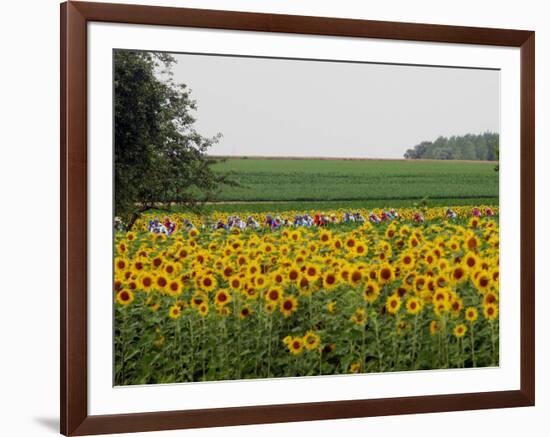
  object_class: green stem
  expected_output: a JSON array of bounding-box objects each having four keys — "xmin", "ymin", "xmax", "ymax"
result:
[
  {"xmin": 189, "ymin": 317, "xmax": 195, "ymax": 381},
  {"xmin": 201, "ymin": 317, "xmax": 206, "ymax": 380},
  {"xmin": 372, "ymin": 312, "xmax": 383, "ymax": 372},
  {"xmin": 233, "ymin": 295, "xmax": 242, "ymax": 379},
  {"xmin": 411, "ymin": 313, "xmax": 418, "ymax": 369},
  {"xmin": 437, "ymin": 324, "xmax": 442, "ymax": 368},
  {"xmin": 360, "ymin": 323, "xmax": 366, "ymax": 373},
  {"xmin": 175, "ymin": 316, "xmax": 181, "ymax": 381},
  {"xmin": 393, "ymin": 315, "xmax": 400, "ymax": 370},
  {"xmin": 470, "ymin": 323, "xmax": 476, "ymax": 368},
  {"xmin": 490, "ymin": 321, "xmax": 496, "ymax": 365},
  {"xmin": 308, "ymin": 293, "xmax": 313, "ymax": 327},
  {"xmin": 120, "ymin": 308, "xmax": 127, "ymax": 384},
  {"xmin": 267, "ymin": 314, "xmax": 273, "ymax": 378},
  {"xmin": 443, "ymin": 317, "xmax": 449, "ymax": 368}
]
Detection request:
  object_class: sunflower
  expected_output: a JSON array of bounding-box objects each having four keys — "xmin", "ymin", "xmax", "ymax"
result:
[
  {"xmin": 332, "ymin": 239, "xmax": 343, "ymax": 251},
  {"xmin": 450, "ymin": 295, "xmax": 464, "ymax": 315},
  {"xmin": 424, "ymin": 251, "xmax": 437, "ymax": 267},
  {"xmin": 327, "ymin": 301, "xmax": 336, "ymax": 313},
  {"xmin": 432, "ymin": 287, "xmax": 450, "ymax": 305},
  {"xmin": 177, "ymin": 247, "xmax": 190, "ymax": 261},
  {"xmin": 247, "ymin": 262, "xmax": 261, "ymax": 276},
  {"xmin": 303, "ymin": 331, "xmax": 321, "ymax": 351},
  {"xmin": 433, "ymin": 299, "xmax": 451, "ymax": 317},
  {"xmin": 405, "ymin": 297, "xmax": 422, "ymax": 315},
  {"xmin": 166, "ymin": 279, "xmax": 182, "ymax": 297},
  {"xmin": 114, "ymin": 257, "xmax": 128, "ymax": 272},
  {"xmin": 463, "ymin": 252, "xmax": 480, "ymax": 271},
  {"xmin": 127, "ymin": 279, "xmax": 138, "ymax": 291},
  {"xmin": 155, "ymin": 273, "xmax": 169, "ymax": 291},
  {"xmin": 298, "ymin": 275, "xmax": 312, "ymax": 295},
  {"xmin": 465, "ymin": 307, "xmax": 479, "ymax": 322},
  {"xmin": 449, "ymin": 264, "xmax": 467, "ymax": 284},
  {"xmin": 363, "ymin": 282, "xmax": 380, "ymax": 303},
  {"xmin": 322, "ymin": 271, "xmax": 338, "ymax": 290},
  {"xmin": 435, "ymin": 274, "xmax": 448, "ymax": 289},
  {"xmin": 265, "ymin": 287, "xmax": 283, "ymax": 303},
  {"xmin": 339, "ymin": 265, "xmax": 351, "ymax": 282},
  {"xmin": 261, "ymin": 243, "xmax": 275, "ymax": 254},
  {"xmin": 464, "ymin": 234, "xmax": 480, "ymax": 251},
  {"xmin": 151, "ymin": 255, "xmax": 164, "ymax": 269},
  {"xmin": 319, "ymin": 230, "xmax": 332, "ymax": 244},
  {"xmin": 385, "ymin": 225, "xmax": 397, "ymax": 239},
  {"xmin": 483, "ymin": 302, "xmax": 499, "ymax": 320},
  {"xmin": 289, "ymin": 230, "xmax": 301, "ymax": 243},
  {"xmin": 347, "ymin": 267, "xmax": 362, "ymax": 285},
  {"xmin": 345, "ymin": 236, "xmax": 356, "ymax": 249},
  {"xmin": 280, "ymin": 295, "xmax": 298, "ymax": 318},
  {"xmin": 242, "ymin": 286, "xmax": 257, "ymax": 300},
  {"xmin": 483, "ymin": 291, "xmax": 498, "ymax": 306},
  {"xmin": 133, "ymin": 258, "xmax": 146, "ymax": 272},
  {"xmin": 287, "ymin": 337, "xmax": 304, "ymax": 355},
  {"xmin": 475, "ymin": 272, "xmax": 492, "ymax": 293},
  {"xmin": 354, "ymin": 243, "xmax": 368, "ymax": 256},
  {"xmin": 351, "ymin": 307, "xmax": 367, "ymax": 325},
  {"xmin": 305, "ymin": 264, "xmax": 320, "ymax": 280},
  {"xmin": 429, "ymin": 320, "xmax": 441, "ymax": 335},
  {"xmin": 198, "ymin": 302, "xmax": 209, "ymax": 317},
  {"xmin": 271, "ymin": 270, "xmax": 286, "ymax": 286},
  {"xmin": 229, "ymin": 276, "xmax": 243, "ymax": 291},
  {"xmin": 287, "ymin": 265, "xmax": 301, "ymax": 283},
  {"xmin": 198, "ymin": 274, "xmax": 217, "ymax": 292},
  {"xmin": 117, "ymin": 241, "xmax": 128, "ymax": 254},
  {"xmin": 490, "ymin": 267, "xmax": 500, "ymax": 283},
  {"xmin": 254, "ymin": 274, "xmax": 268, "ymax": 289},
  {"xmin": 414, "ymin": 275, "xmax": 427, "ymax": 293},
  {"xmin": 191, "ymin": 291, "xmax": 208, "ymax": 308},
  {"xmin": 214, "ymin": 289, "xmax": 232, "ymax": 307},
  {"xmin": 378, "ymin": 264, "xmax": 395, "ymax": 283},
  {"xmin": 453, "ymin": 323, "xmax": 467, "ymax": 338},
  {"xmin": 145, "ymin": 298, "xmax": 159, "ymax": 312},
  {"xmin": 168, "ymin": 304, "xmax": 181, "ymax": 319},
  {"xmin": 399, "ymin": 252, "xmax": 415, "ymax": 270},
  {"xmin": 349, "ymin": 362, "xmax": 361, "ymax": 373},
  {"xmin": 116, "ymin": 289, "xmax": 134, "ymax": 306},
  {"xmin": 385, "ymin": 294, "xmax": 401, "ymax": 315},
  {"xmin": 138, "ymin": 273, "xmax": 154, "ymax": 291},
  {"xmin": 164, "ymin": 262, "xmax": 177, "ymax": 276},
  {"xmin": 239, "ymin": 305, "xmax": 252, "ymax": 319}
]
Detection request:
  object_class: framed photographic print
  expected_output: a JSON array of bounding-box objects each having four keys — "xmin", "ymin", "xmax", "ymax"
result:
[{"xmin": 60, "ymin": 1, "xmax": 535, "ymax": 435}]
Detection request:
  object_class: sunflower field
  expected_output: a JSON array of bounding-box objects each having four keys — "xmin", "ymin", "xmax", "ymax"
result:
[{"xmin": 114, "ymin": 206, "xmax": 499, "ymax": 385}]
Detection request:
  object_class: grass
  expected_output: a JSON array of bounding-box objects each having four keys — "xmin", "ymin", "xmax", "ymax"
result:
[
  {"xmin": 165, "ymin": 197, "xmax": 497, "ymax": 216},
  {"xmin": 211, "ymin": 158, "xmax": 498, "ymax": 205}
]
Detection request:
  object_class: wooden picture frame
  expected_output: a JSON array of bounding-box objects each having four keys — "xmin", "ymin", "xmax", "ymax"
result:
[{"xmin": 61, "ymin": 1, "xmax": 535, "ymax": 435}]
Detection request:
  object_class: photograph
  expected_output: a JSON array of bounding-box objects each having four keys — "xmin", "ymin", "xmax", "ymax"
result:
[{"xmin": 113, "ymin": 49, "xmax": 500, "ymax": 386}]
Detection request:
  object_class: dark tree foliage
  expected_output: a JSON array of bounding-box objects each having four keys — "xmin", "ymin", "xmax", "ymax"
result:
[
  {"xmin": 403, "ymin": 132, "xmax": 499, "ymax": 161},
  {"xmin": 114, "ymin": 50, "xmax": 235, "ymax": 230}
]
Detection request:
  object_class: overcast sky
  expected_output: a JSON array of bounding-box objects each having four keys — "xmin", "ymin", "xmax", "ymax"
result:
[{"xmin": 166, "ymin": 53, "xmax": 499, "ymax": 159}]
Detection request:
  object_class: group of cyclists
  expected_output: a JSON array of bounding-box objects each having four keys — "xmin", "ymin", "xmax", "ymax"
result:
[{"xmin": 141, "ymin": 206, "xmax": 496, "ymax": 235}]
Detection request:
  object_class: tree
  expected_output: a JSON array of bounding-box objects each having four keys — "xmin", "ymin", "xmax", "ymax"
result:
[
  {"xmin": 114, "ymin": 50, "xmax": 235, "ymax": 230},
  {"xmin": 403, "ymin": 132, "xmax": 499, "ymax": 161}
]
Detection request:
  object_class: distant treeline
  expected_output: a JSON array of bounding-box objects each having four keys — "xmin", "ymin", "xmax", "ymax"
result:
[{"xmin": 404, "ymin": 132, "xmax": 499, "ymax": 161}]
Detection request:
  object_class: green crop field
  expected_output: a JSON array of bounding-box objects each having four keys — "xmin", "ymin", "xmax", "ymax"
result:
[{"xmin": 209, "ymin": 158, "xmax": 498, "ymax": 210}]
